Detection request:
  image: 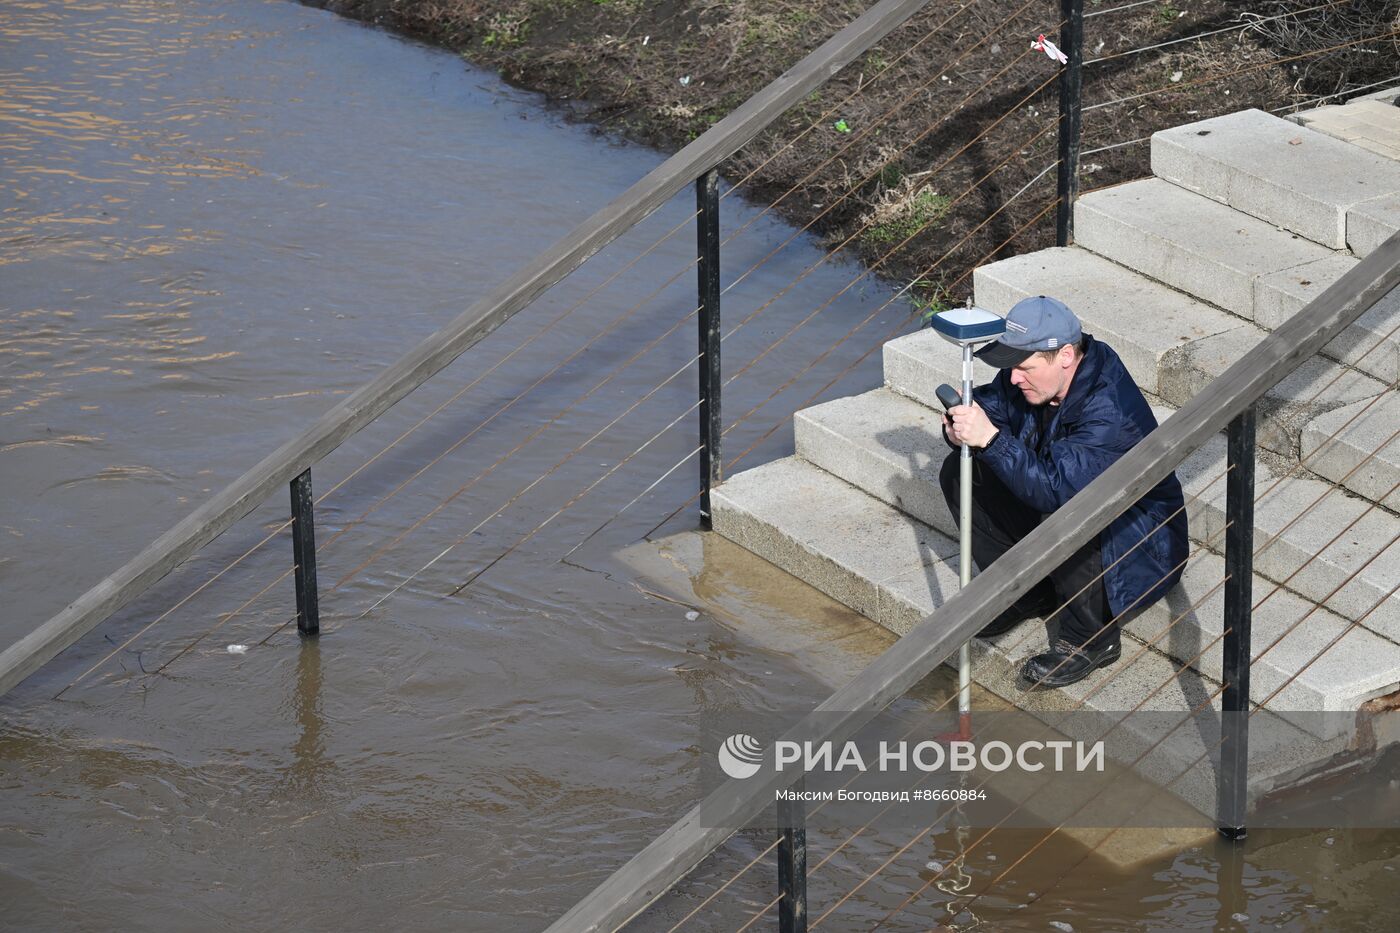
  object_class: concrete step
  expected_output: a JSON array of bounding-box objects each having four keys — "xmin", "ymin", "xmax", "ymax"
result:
[
  {"xmin": 1295, "ymin": 96, "xmax": 1400, "ymax": 165},
  {"xmin": 971, "ymin": 626, "xmax": 1345, "ymax": 818},
  {"xmin": 1151, "ymin": 108, "xmax": 1400, "ymax": 250},
  {"xmin": 709, "ymin": 456, "xmax": 962, "ymax": 635},
  {"xmin": 1302, "ymin": 391, "xmax": 1400, "ymax": 515},
  {"xmin": 1173, "ymin": 413, "xmax": 1400, "ymax": 643},
  {"xmin": 970, "ymin": 245, "xmax": 1244, "ymax": 397},
  {"xmin": 711, "ymin": 454, "xmax": 1400, "ymax": 735},
  {"xmin": 967, "ymin": 245, "xmax": 1388, "ymax": 459},
  {"xmin": 1347, "ymin": 193, "xmax": 1400, "ymax": 258},
  {"xmin": 1074, "ymin": 177, "xmax": 1336, "ymax": 321},
  {"xmin": 1254, "ymin": 254, "xmax": 1400, "ymax": 385},
  {"xmin": 883, "ymin": 325, "xmax": 1000, "ymax": 414},
  {"xmin": 793, "ymin": 387, "xmax": 1400, "ymax": 643}
]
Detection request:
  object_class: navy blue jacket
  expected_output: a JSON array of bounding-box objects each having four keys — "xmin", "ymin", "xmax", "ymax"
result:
[{"xmin": 965, "ymin": 335, "xmax": 1188, "ymax": 619}]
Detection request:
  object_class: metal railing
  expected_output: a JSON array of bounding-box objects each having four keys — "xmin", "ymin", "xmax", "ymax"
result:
[
  {"xmin": 0, "ymin": 0, "xmax": 946, "ymax": 698},
  {"xmin": 7, "ymin": 0, "xmax": 1398, "ymax": 927},
  {"xmin": 544, "ymin": 229, "xmax": 1400, "ymax": 933}
]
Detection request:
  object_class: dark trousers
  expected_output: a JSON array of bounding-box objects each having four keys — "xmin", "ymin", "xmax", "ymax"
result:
[{"xmin": 939, "ymin": 451, "xmax": 1118, "ymax": 650}]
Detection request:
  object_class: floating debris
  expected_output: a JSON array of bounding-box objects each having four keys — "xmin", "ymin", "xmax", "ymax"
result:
[
  {"xmin": 226, "ymin": 644, "xmax": 249, "ymax": 655},
  {"xmin": 684, "ymin": 610, "xmax": 699, "ymax": 621}
]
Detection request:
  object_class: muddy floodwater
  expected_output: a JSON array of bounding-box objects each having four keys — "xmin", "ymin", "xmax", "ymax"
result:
[{"xmin": 2, "ymin": 0, "xmax": 1398, "ymax": 929}]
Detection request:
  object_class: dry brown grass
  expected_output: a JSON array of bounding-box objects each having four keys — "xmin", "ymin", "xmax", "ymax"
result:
[{"xmin": 314, "ymin": 0, "xmax": 1400, "ymax": 312}]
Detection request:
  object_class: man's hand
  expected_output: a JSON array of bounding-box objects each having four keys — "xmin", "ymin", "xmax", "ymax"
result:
[{"xmin": 943, "ymin": 401, "xmax": 998, "ymax": 449}]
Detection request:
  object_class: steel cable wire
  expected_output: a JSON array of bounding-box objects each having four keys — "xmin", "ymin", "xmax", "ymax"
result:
[
  {"xmin": 1084, "ymin": 0, "xmax": 1159, "ymax": 17},
  {"xmin": 950, "ymin": 510, "xmax": 1400, "ymax": 928},
  {"xmin": 1272, "ymin": 74, "xmax": 1400, "ymax": 112},
  {"xmin": 116, "ymin": 23, "xmax": 1064, "ymax": 679},
  {"xmin": 718, "ymin": 294, "xmax": 1400, "ymax": 928},
  {"xmin": 54, "ymin": 0, "xmax": 1014, "ymax": 692},
  {"xmin": 637, "ymin": 190, "xmax": 1061, "ymax": 546},
  {"xmin": 658, "ymin": 276, "xmax": 1398, "ymax": 931},
  {"xmin": 567, "ymin": 196, "xmax": 1059, "ymax": 563},
  {"xmin": 341, "ymin": 120, "xmax": 1061, "ymax": 622},
  {"xmin": 1085, "ymin": 26, "xmax": 1400, "ymax": 113},
  {"xmin": 827, "ymin": 369, "xmax": 1400, "ymax": 925},
  {"xmin": 141, "ymin": 88, "xmax": 1059, "ymax": 667},
  {"xmin": 1085, "ymin": 0, "xmax": 1349, "ymax": 66},
  {"xmin": 447, "ymin": 121, "xmax": 1063, "ymax": 598},
  {"xmin": 49, "ymin": 205, "xmax": 702, "ymax": 695},
  {"xmin": 867, "ymin": 386, "xmax": 1400, "ymax": 926}
]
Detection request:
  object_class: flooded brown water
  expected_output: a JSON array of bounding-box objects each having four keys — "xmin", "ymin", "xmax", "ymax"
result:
[{"xmin": 1, "ymin": 0, "xmax": 1397, "ymax": 929}]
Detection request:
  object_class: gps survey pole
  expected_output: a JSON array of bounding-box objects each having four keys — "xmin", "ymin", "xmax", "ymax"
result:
[{"xmin": 929, "ymin": 306, "xmax": 1006, "ymax": 740}]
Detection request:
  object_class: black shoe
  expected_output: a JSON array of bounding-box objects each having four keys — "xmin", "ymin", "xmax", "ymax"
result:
[
  {"xmin": 1020, "ymin": 638, "xmax": 1121, "ymax": 688},
  {"xmin": 978, "ymin": 597, "xmax": 1058, "ymax": 638}
]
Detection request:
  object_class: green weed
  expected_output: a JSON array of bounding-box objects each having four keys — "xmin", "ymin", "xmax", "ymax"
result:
[{"xmin": 863, "ymin": 188, "xmax": 951, "ymax": 247}]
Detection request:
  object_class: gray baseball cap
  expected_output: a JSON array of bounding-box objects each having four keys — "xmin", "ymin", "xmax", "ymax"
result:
[{"xmin": 974, "ymin": 295, "xmax": 1083, "ymax": 368}]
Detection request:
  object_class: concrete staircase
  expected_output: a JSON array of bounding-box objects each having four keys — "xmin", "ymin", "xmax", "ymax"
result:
[{"xmin": 712, "ymin": 100, "xmax": 1400, "ymax": 815}]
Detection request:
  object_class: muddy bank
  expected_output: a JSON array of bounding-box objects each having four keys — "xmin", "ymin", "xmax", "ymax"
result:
[{"xmin": 311, "ymin": 0, "xmax": 1400, "ymax": 311}]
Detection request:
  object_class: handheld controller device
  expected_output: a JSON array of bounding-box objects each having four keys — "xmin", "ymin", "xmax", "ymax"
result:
[{"xmin": 935, "ymin": 383, "xmax": 963, "ymax": 412}]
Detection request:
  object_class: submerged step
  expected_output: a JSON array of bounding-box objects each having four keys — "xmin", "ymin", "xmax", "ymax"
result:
[
  {"xmin": 1074, "ymin": 177, "xmax": 1335, "ymax": 320},
  {"xmin": 1152, "ymin": 108, "xmax": 1400, "ymax": 249}
]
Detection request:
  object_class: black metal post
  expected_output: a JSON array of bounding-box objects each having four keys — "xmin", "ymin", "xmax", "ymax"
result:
[
  {"xmin": 1215, "ymin": 839, "xmax": 1248, "ymax": 929},
  {"xmin": 290, "ymin": 468, "xmax": 320, "ymax": 636},
  {"xmin": 1218, "ymin": 407, "xmax": 1255, "ymax": 839},
  {"xmin": 697, "ymin": 168, "xmax": 722, "ymax": 529},
  {"xmin": 1056, "ymin": 0, "xmax": 1084, "ymax": 247},
  {"xmin": 777, "ymin": 779, "xmax": 808, "ymax": 933}
]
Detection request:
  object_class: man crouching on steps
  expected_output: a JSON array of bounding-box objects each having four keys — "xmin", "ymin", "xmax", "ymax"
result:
[{"xmin": 939, "ymin": 295, "xmax": 1189, "ymax": 688}]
